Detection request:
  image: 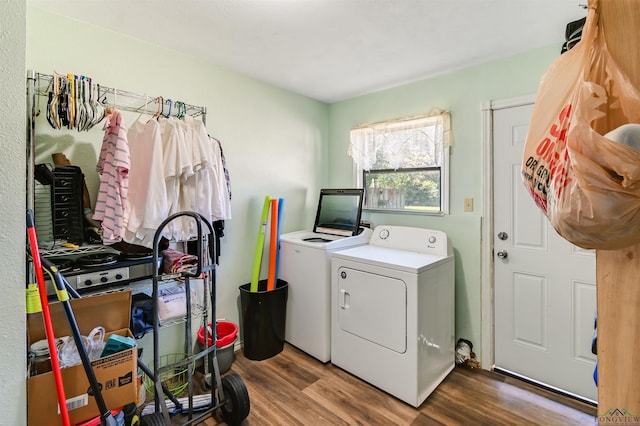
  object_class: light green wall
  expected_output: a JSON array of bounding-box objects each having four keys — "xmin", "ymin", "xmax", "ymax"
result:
[
  {"xmin": 26, "ymin": 7, "xmax": 329, "ymax": 334},
  {"xmin": 1, "ymin": 1, "xmax": 27, "ymax": 424},
  {"xmin": 328, "ymin": 46, "xmax": 560, "ymax": 359}
]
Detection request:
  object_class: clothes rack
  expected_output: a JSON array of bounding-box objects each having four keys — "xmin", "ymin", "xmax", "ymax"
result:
[
  {"xmin": 30, "ymin": 71, "xmax": 206, "ymax": 123},
  {"xmin": 26, "ymin": 69, "xmax": 207, "ymax": 211}
]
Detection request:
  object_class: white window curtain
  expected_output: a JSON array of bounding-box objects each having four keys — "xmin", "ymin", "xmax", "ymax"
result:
[{"xmin": 348, "ymin": 110, "xmax": 451, "ymax": 171}]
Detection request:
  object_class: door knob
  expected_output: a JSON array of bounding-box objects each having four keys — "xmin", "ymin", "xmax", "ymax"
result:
[{"xmin": 496, "ymin": 250, "xmax": 508, "ymax": 259}]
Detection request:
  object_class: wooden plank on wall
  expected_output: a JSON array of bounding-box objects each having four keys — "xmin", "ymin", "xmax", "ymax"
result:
[{"xmin": 595, "ymin": 0, "xmax": 640, "ymax": 417}]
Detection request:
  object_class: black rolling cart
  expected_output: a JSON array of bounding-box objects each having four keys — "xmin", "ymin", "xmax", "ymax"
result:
[{"xmin": 139, "ymin": 211, "xmax": 250, "ymax": 426}]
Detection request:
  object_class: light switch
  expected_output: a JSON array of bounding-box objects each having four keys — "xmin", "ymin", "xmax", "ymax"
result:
[{"xmin": 464, "ymin": 198, "xmax": 474, "ymax": 212}]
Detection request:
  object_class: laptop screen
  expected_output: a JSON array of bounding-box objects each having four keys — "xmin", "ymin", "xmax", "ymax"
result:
[{"xmin": 312, "ymin": 189, "xmax": 364, "ymax": 237}]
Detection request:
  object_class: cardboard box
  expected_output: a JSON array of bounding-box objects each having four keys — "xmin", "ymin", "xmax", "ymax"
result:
[{"xmin": 27, "ymin": 291, "xmax": 137, "ymax": 426}]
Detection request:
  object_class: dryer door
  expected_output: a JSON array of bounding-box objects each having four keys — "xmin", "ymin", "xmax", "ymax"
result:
[{"xmin": 336, "ymin": 267, "xmax": 407, "ymax": 353}]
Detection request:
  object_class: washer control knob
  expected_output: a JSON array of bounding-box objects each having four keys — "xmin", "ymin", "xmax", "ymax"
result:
[
  {"xmin": 428, "ymin": 236, "xmax": 436, "ymax": 244},
  {"xmin": 340, "ymin": 271, "xmax": 347, "ymax": 279},
  {"xmin": 115, "ymin": 274, "xmax": 124, "ymax": 280},
  {"xmin": 84, "ymin": 279, "xmax": 93, "ymax": 286},
  {"xmin": 379, "ymin": 229, "xmax": 390, "ymax": 239},
  {"xmin": 100, "ymin": 276, "xmax": 109, "ymax": 283}
]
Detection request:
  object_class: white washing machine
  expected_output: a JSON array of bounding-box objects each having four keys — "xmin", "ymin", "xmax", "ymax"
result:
[
  {"xmin": 280, "ymin": 227, "xmax": 372, "ymax": 362},
  {"xmin": 331, "ymin": 225, "xmax": 455, "ymax": 407}
]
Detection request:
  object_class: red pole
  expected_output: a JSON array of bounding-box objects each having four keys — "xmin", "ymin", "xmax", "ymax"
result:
[{"xmin": 26, "ymin": 210, "xmax": 70, "ymax": 426}]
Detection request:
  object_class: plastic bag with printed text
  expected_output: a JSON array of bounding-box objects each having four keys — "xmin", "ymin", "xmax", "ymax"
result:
[{"xmin": 522, "ymin": 0, "xmax": 640, "ymax": 250}]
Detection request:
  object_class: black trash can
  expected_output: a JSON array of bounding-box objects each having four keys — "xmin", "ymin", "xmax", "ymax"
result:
[{"xmin": 239, "ymin": 279, "xmax": 288, "ymax": 361}]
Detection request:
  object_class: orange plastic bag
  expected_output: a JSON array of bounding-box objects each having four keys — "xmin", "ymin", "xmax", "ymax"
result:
[{"xmin": 522, "ymin": 0, "xmax": 640, "ymax": 249}]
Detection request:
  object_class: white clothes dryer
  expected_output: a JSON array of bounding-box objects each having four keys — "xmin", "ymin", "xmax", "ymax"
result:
[
  {"xmin": 331, "ymin": 225, "xmax": 455, "ymax": 407},
  {"xmin": 280, "ymin": 227, "xmax": 372, "ymax": 362}
]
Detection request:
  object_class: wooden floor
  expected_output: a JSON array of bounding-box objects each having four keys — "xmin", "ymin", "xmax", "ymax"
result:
[{"xmin": 190, "ymin": 343, "xmax": 596, "ymax": 425}]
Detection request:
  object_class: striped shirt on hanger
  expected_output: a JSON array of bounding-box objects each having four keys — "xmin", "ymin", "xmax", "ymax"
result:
[{"xmin": 93, "ymin": 109, "xmax": 130, "ymax": 244}]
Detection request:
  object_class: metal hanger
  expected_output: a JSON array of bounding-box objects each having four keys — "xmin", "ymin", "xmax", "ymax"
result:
[
  {"xmin": 91, "ymin": 83, "xmax": 106, "ymax": 128},
  {"xmin": 153, "ymin": 96, "xmax": 163, "ymax": 119}
]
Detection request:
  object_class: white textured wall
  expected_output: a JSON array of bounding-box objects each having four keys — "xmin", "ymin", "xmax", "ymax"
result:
[{"xmin": 0, "ymin": 0, "xmax": 27, "ymax": 425}]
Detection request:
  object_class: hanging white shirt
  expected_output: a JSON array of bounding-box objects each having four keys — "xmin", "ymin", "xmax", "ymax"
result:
[
  {"xmin": 158, "ymin": 116, "xmax": 191, "ymax": 240},
  {"xmin": 172, "ymin": 118, "xmax": 196, "ymax": 239},
  {"xmin": 122, "ymin": 117, "xmax": 168, "ymax": 247},
  {"xmin": 184, "ymin": 116, "xmax": 215, "ymax": 224},
  {"xmin": 211, "ymin": 138, "xmax": 232, "ymax": 220}
]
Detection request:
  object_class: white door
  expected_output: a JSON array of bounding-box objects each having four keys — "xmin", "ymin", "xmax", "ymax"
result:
[{"xmin": 493, "ymin": 103, "xmax": 598, "ymax": 402}]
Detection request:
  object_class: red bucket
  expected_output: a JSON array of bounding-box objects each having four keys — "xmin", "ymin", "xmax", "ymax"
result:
[{"xmin": 198, "ymin": 321, "xmax": 238, "ymax": 348}]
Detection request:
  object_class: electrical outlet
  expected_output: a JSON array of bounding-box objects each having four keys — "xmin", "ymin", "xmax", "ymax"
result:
[{"xmin": 464, "ymin": 198, "xmax": 474, "ymax": 212}]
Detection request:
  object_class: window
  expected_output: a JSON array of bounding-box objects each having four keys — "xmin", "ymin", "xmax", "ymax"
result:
[{"xmin": 348, "ymin": 111, "xmax": 451, "ymax": 214}]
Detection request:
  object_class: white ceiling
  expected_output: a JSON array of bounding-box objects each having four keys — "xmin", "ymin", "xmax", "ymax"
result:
[{"xmin": 28, "ymin": 0, "xmax": 586, "ymax": 103}]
